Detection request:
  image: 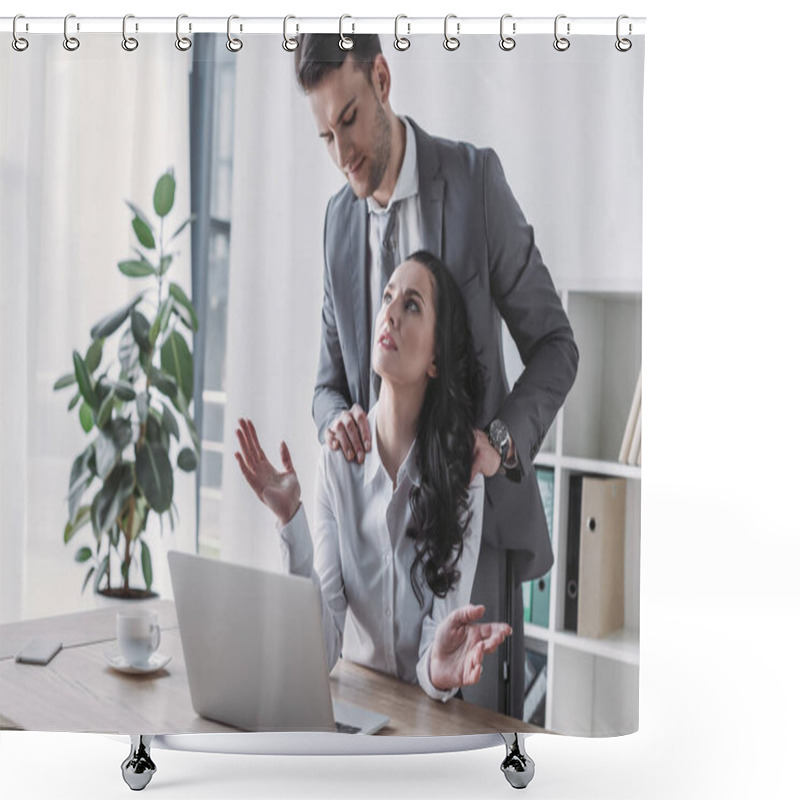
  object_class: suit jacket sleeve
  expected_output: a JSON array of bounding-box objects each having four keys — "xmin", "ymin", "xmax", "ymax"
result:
[
  {"xmin": 484, "ymin": 148, "xmax": 579, "ymax": 476},
  {"xmin": 312, "ymin": 197, "xmax": 352, "ymax": 443}
]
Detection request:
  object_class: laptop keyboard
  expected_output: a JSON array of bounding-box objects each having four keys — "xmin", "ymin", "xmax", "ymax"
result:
[{"xmin": 335, "ymin": 721, "xmax": 362, "ymax": 734}]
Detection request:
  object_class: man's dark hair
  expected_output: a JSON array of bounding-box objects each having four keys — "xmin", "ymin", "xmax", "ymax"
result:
[{"xmin": 294, "ymin": 34, "xmax": 383, "ymax": 92}]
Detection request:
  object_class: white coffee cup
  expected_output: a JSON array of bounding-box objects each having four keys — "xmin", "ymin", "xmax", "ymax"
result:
[{"xmin": 117, "ymin": 609, "xmax": 161, "ymax": 667}]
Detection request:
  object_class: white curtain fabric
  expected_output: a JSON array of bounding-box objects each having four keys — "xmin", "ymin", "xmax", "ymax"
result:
[
  {"xmin": 220, "ymin": 34, "xmax": 644, "ymax": 569},
  {"xmin": 0, "ymin": 36, "xmax": 195, "ymax": 623}
]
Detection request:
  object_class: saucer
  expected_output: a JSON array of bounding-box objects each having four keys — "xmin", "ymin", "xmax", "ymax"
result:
[{"xmin": 103, "ymin": 647, "xmax": 171, "ymax": 674}]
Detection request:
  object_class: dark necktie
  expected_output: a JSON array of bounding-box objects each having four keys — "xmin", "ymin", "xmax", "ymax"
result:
[{"xmin": 380, "ymin": 203, "xmax": 400, "ymax": 293}]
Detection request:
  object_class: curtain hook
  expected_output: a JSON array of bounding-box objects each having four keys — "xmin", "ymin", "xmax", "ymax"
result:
[
  {"xmin": 500, "ymin": 14, "xmax": 516, "ymax": 51},
  {"xmin": 615, "ymin": 15, "xmax": 632, "ymax": 52},
  {"xmin": 553, "ymin": 14, "xmax": 571, "ymax": 52},
  {"xmin": 63, "ymin": 13, "xmax": 80, "ymax": 51},
  {"xmin": 226, "ymin": 15, "xmax": 243, "ymax": 52},
  {"xmin": 122, "ymin": 14, "xmax": 139, "ymax": 52},
  {"xmin": 282, "ymin": 15, "xmax": 298, "ymax": 52},
  {"xmin": 12, "ymin": 14, "xmax": 29, "ymax": 52},
  {"xmin": 443, "ymin": 14, "xmax": 460, "ymax": 51},
  {"xmin": 176, "ymin": 14, "xmax": 192, "ymax": 51},
  {"xmin": 339, "ymin": 15, "xmax": 354, "ymax": 51},
  {"xmin": 394, "ymin": 15, "xmax": 410, "ymax": 51}
]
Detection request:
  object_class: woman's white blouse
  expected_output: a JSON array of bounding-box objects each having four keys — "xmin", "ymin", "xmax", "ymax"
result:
[{"xmin": 278, "ymin": 407, "xmax": 484, "ymax": 702}]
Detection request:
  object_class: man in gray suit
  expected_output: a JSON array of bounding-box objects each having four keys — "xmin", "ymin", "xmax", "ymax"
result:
[{"xmin": 296, "ymin": 34, "xmax": 578, "ymax": 718}]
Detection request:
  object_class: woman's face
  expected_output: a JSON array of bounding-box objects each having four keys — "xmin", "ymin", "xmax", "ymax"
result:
[{"xmin": 372, "ymin": 259, "xmax": 438, "ymax": 389}]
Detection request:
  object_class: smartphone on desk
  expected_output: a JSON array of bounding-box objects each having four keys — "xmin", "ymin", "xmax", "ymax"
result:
[{"xmin": 15, "ymin": 638, "xmax": 63, "ymax": 666}]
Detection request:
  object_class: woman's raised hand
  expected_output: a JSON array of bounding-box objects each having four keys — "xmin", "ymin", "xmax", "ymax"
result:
[
  {"xmin": 234, "ymin": 418, "xmax": 301, "ymax": 527},
  {"xmin": 429, "ymin": 604, "xmax": 512, "ymax": 691}
]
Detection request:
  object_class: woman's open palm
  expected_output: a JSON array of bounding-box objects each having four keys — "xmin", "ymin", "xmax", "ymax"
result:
[
  {"xmin": 235, "ymin": 418, "xmax": 301, "ymax": 526},
  {"xmin": 429, "ymin": 604, "xmax": 512, "ymax": 691}
]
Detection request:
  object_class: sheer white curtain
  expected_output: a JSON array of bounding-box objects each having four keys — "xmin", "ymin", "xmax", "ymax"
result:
[
  {"xmin": 220, "ymin": 34, "xmax": 643, "ymax": 568},
  {"xmin": 0, "ymin": 36, "xmax": 195, "ymax": 623}
]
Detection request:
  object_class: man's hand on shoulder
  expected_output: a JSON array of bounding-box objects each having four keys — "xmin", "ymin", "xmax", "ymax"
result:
[{"xmin": 325, "ymin": 404, "xmax": 371, "ymax": 465}]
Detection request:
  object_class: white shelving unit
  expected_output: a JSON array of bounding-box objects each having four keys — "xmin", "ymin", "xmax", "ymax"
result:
[{"xmin": 504, "ymin": 286, "xmax": 642, "ymax": 737}]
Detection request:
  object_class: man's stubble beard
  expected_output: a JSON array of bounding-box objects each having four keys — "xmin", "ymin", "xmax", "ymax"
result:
[{"xmin": 367, "ymin": 100, "xmax": 392, "ymax": 199}]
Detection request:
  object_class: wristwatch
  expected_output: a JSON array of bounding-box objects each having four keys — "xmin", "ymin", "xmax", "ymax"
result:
[
  {"xmin": 487, "ymin": 419, "xmax": 522, "ymax": 483},
  {"xmin": 488, "ymin": 419, "xmax": 512, "ymax": 466}
]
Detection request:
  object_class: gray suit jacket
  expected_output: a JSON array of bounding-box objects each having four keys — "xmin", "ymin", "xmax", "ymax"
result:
[{"xmin": 312, "ymin": 118, "xmax": 578, "ymax": 583}]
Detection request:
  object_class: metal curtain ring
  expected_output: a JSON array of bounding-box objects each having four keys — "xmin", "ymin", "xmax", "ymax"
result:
[
  {"xmin": 122, "ymin": 14, "xmax": 139, "ymax": 51},
  {"xmin": 63, "ymin": 13, "xmax": 80, "ymax": 51},
  {"xmin": 394, "ymin": 15, "xmax": 410, "ymax": 51},
  {"xmin": 226, "ymin": 15, "xmax": 243, "ymax": 52},
  {"xmin": 553, "ymin": 14, "xmax": 570, "ymax": 52},
  {"xmin": 616, "ymin": 14, "xmax": 632, "ymax": 52},
  {"xmin": 499, "ymin": 14, "xmax": 516, "ymax": 51},
  {"xmin": 12, "ymin": 14, "xmax": 29, "ymax": 52},
  {"xmin": 176, "ymin": 14, "xmax": 192, "ymax": 51},
  {"xmin": 443, "ymin": 14, "xmax": 460, "ymax": 51},
  {"xmin": 339, "ymin": 15, "xmax": 354, "ymax": 50},
  {"xmin": 282, "ymin": 15, "xmax": 298, "ymax": 52}
]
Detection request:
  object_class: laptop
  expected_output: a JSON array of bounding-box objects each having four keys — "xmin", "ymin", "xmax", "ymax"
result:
[{"xmin": 167, "ymin": 551, "xmax": 389, "ymax": 735}]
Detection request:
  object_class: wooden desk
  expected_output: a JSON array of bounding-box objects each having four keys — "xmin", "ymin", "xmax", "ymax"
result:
[{"xmin": 1, "ymin": 601, "xmax": 542, "ymax": 736}]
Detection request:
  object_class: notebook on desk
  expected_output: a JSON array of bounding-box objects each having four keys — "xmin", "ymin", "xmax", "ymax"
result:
[{"xmin": 167, "ymin": 551, "xmax": 389, "ymax": 735}]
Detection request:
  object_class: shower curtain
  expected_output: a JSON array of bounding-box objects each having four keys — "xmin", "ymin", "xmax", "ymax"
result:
[{"xmin": 1, "ymin": 22, "xmax": 644, "ymax": 744}]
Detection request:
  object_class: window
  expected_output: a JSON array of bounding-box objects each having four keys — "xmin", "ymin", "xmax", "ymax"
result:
[{"xmin": 189, "ymin": 35, "xmax": 236, "ymax": 557}]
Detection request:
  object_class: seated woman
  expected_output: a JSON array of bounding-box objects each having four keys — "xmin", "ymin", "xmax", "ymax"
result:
[{"xmin": 235, "ymin": 250, "xmax": 510, "ymax": 701}]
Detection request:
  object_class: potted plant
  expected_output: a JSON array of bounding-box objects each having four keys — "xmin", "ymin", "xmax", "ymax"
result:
[{"xmin": 53, "ymin": 169, "xmax": 199, "ymax": 599}]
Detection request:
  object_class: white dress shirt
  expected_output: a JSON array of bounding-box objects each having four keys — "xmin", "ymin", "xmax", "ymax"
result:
[
  {"xmin": 278, "ymin": 404, "xmax": 484, "ymax": 702},
  {"xmin": 366, "ymin": 116, "xmax": 423, "ymax": 391}
]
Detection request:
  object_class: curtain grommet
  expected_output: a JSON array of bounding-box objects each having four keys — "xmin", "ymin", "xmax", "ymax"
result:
[
  {"xmin": 176, "ymin": 14, "xmax": 192, "ymax": 51},
  {"xmin": 226, "ymin": 15, "xmax": 243, "ymax": 52},
  {"xmin": 500, "ymin": 14, "xmax": 516, "ymax": 51},
  {"xmin": 394, "ymin": 15, "xmax": 410, "ymax": 51},
  {"xmin": 615, "ymin": 15, "xmax": 632, "ymax": 52},
  {"xmin": 282, "ymin": 15, "xmax": 298, "ymax": 52},
  {"xmin": 553, "ymin": 14, "xmax": 570, "ymax": 52},
  {"xmin": 63, "ymin": 13, "xmax": 80, "ymax": 51},
  {"xmin": 12, "ymin": 14, "xmax": 29, "ymax": 52},
  {"xmin": 121, "ymin": 14, "xmax": 139, "ymax": 52},
  {"xmin": 339, "ymin": 15, "xmax": 354, "ymax": 51},
  {"xmin": 443, "ymin": 14, "xmax": 460, "ymax": 51}
]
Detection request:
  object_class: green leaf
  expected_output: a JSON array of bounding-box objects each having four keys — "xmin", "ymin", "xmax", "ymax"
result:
[
  {"xmin": 153, "ymin": 171, "xmax": 176, "ymax": 217},
  {"xmin": 91, "ymin": 464, "xmax": 134, "ymax": 535},
  {"xmin": 158, "ymin": 255, "xmax": 173, "ymax": 276},
  {"xmin": 54, "ymin": 373, "xmax": 77, "ymax": 391},
  {"xmin": 68, "ymin": 447, "xmax": 94, "ymax": 523},
  {"xmin": 64, "ymin": 505, "xmax": 92, "ymax": 544},
  {"xmin": 90, "ymin": 294, "xmax": 143, "ymax": 340},
  {"xmin": 95, "ymin": 418, "xmax": 133, "ymax": 480},
  {"xmin": 81, "ymin": 566, "xmax": 96, "ymax": 595},
  {"xmin": 148, "ymin": 297, "xmax": 174, "ymax": 346},
  {"xmin": 171, "ymin": 214, "xmax": 196, "ymax": 240},
  {"xmin": 177, "ymin": 447, "xmax": 197, "ymax": 472},
  {"xmin": 161, "ymin": 330, "xmax": 193, "ymax": 404},
  {"xmin": 109, "ymin": 524, "xmax": 120, "ymax": 549},
  {"xmin": 117, "ymin": 328, "xmax": 138, "ymax": 373},
  {"xmin": 118, "ymin": 259, "xmax": 156, "ymax": 278},
  {"xmin": 130, "ymin": 311, "xmax": 152, "ymax": 351},
  {"xmin": 168, "ymin": 283, "xmax": 199, "ymax": 332},
  {"xmin": 96, "ymin": 391, "xmax": 115, "ymax": 429},
  {"xmin": 132, "ymin": 216, "xmax": 156, "ymax": 250},
  {"xmin": 79, "ymin": 402, "xmax": 94, "ymax": 433},
  {"xmin": 160, "ymin": 404, "xmax": 180, "ymax": 441},
  {"xmin": 73, "ymin": 351, "xmax": 98, "ymax": 408},
  {"xmin": 68, "ymin": 391, "xmax": 82, "ymax": 411},
  {"xmin": 125, "ymin": 200, "xmax": 155, "ymax": 232},
  {"xmin": 113, "ymin": 381, "xmax": 137, "ymax": 402},
  {"xmin": 85, "ymin": 339, "xmax": 104, "ymax": 373},
  {"xmin": 150, "ymin": 369, "xmax": 178, "ymax": 400},
  {"xmin": 75, "ymin": 547, "xmax": 93, "ymax": 563},
  {"xmin": 135, "ymin": 441, "xmax": 173, "ymax": 513},
  {"xmin": 94, "ymin": 554, "xmax": 110, "ymax": 592},
  {"xmin": 140, "ymin": 540, "xmax": 153, "ymax": 590}
]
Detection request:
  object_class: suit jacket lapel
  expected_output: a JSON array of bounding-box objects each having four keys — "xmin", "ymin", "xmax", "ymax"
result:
[
  {"xmin": 347, "ymin": 195, "xmax": 371, "ymax": 407},
  {"xmin": 409, "ymin": 118, "xmax": 445, "ymax": 259}
]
